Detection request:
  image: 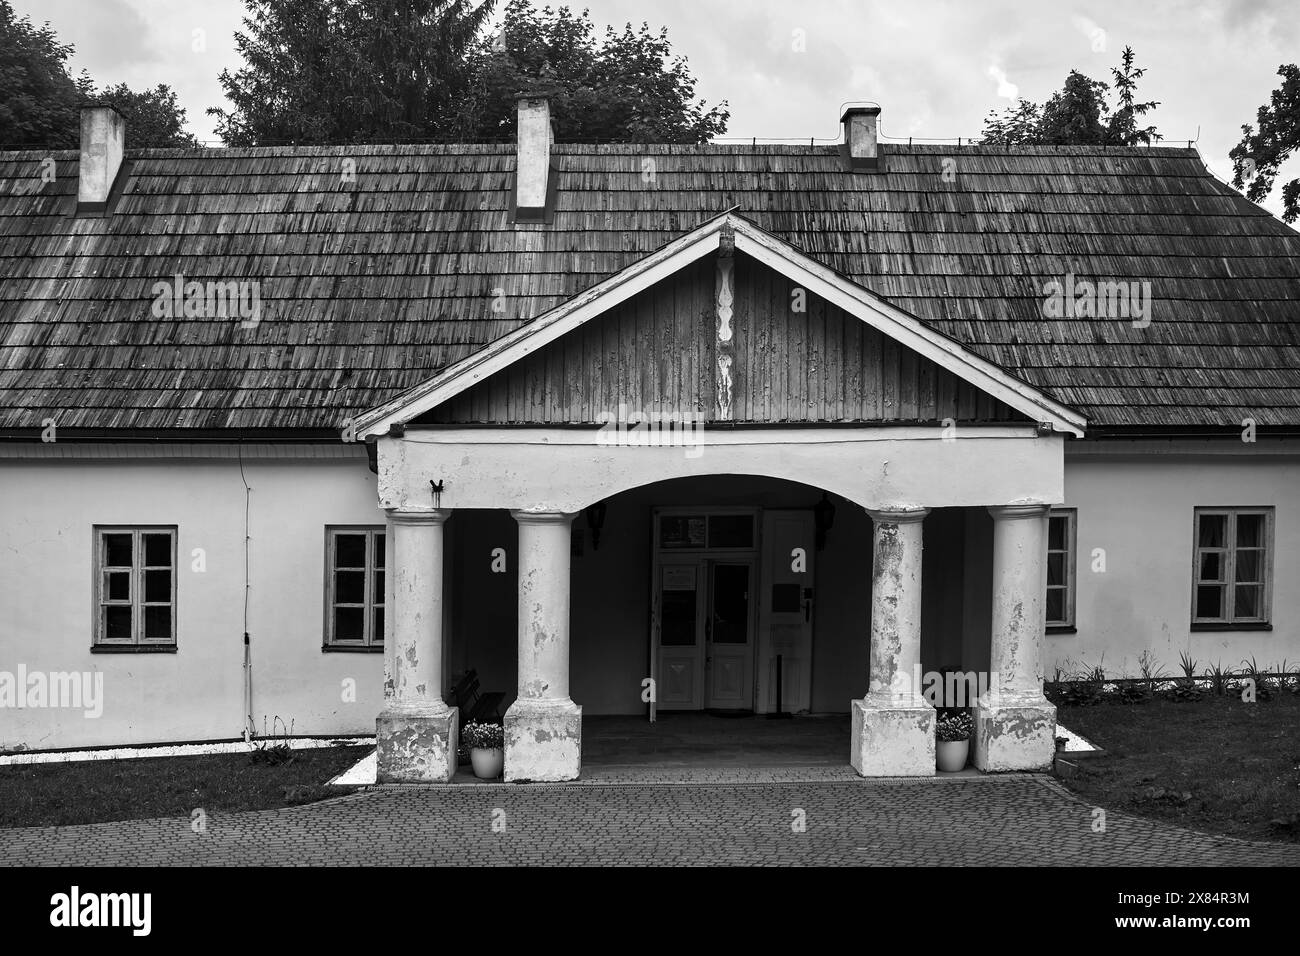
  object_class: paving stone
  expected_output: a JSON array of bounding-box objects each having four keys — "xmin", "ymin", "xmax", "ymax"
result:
[{"xmin": 0, "ymin": 771, "xmax": 1293, "ymax": 866}]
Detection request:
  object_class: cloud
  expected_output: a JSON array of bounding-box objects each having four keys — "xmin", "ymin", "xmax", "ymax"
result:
[{"xmin": 987, "ymin": 63, "xmax": 1019, "ymax": 101}]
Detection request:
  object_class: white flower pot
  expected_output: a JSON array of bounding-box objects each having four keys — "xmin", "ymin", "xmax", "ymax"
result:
[
  {"xmin": 470, "ymin": 746, "xmax": 504, "ymax": 779},
  {"xmin": 936, "ymin": 738, "xmax": 970, "ymax": 772}
]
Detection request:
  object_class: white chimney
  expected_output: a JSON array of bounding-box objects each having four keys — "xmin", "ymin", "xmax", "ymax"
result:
[
  {"xmin": 78, "ymin": 105, "xmax": 126, "ymax": 210},
  {"xmin": 515, "ymin": 95, "xmax": 552, "ymax": 220},
  {"xmin": 841, "ymin": 105, "xmax": 881, "ymax": 171}
]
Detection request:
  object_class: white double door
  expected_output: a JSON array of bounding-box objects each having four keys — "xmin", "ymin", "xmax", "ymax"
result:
[{"xmin": 656, "ymin": 556, "xmax": 755, "ymax": 711}]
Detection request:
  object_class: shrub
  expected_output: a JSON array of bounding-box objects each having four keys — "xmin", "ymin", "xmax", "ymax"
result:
[
  {"xmin": 936, "ymin": 712, "xmax": 973, "ymax": 742},
  {"xmin": 462, "ymin": 721, "xmax": 504, "ymax": 750},
  {"xmin": 1205, "ymin": 661, "xmax": 1233, "ymax": 697},
  {"xmin": 1115, "ymin": 682, "xmax": 1151, "ymax": 705}
]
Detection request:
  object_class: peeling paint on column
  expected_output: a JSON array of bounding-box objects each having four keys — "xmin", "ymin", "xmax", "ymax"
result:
[
  {"xmin": 853, "ymin": 508, "xmax": 934, "ymax": 776},
  {"xmin": 375, "ymin": 707, "xmax": 458, "ymax": 783},
  {"xmin": 973, "ymin": 701, "xmax": 1057, "ymax": 772},
  {"xmin": 851, "ymin": 699, "xmax": 936, "ymax": 777},
  {"xmin": 504, "ymin": 702, "xmax": 582, "ymax": 782},
  {"xmin": 505, "ymin": 511, "xmax": 581, "ymax": 782},
  {"xmin": 980, "ymin": 504, "xmax": 1054, "ymax": 771}
]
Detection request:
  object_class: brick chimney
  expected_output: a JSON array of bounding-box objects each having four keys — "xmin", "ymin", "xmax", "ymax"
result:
[
  {"xmin": 514, "ymin": 94, "xmax": 553, "ymax": 221},
  {"xmin": 78, "ymin": 104, "xmax": 126, "ymax": 213},
  {"xmin": 841, "ymin": 105, "xmax": 881, "ymax": 171}
]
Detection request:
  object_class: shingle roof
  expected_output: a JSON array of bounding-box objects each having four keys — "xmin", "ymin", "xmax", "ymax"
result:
[{"xmin": 0, "ymin": 142, "xmax": 1297, "ymax": 431}]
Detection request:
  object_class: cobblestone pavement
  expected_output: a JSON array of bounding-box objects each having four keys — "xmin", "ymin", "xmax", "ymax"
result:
[{"xmin": 2, "ymin": 771, "xmax": 1295, "ymax": 866}]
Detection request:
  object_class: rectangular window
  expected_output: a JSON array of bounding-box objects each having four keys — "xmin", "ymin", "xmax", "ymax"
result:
[
  {"xmin": 1192, "ymin": 508, "xmax": 1273, "ymax": 626},
  {"xmin": 657, "ymin": 511, "xmax": 756, "ymax": 551},
  {"xmin": 95, "ymin": 527, "xmax": 176, "ymax": 647},
  {"xmin": 1046, "ymin": 509, "xmax": 1076, "ymax": 629},
  {"xmin": 325, "ymin": 527, "xmax": 385, "ymax": 649}
]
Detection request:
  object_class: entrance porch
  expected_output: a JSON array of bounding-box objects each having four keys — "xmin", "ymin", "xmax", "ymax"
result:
[{"xmin": 367, "ymin": 426, "xmax": 1064, "ymax": 784}]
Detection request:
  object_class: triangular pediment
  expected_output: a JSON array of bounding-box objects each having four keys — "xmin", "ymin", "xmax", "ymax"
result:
[{"xmin": 354, "ymin": 214, "xmax": 1085, "ymax": 436}]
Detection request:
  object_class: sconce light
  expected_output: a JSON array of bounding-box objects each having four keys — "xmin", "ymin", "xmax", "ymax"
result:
[
  {"xmin": 814, "ymin": 492, "xmax": 836, "ymax": 551},
  {"xmin": 585, "ymin": 501, "xmax": 607, "ymax": 550}
]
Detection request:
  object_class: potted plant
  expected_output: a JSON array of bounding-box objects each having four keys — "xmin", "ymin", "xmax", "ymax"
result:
[
  {"xmin": 462, "ymin": 721, "xmax": 504, "ymax": 779},
  {"xmin": 935, "ymin": 712, "xmax": 972, "ymax": 772}
]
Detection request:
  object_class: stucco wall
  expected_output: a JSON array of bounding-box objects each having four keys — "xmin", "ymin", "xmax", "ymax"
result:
[
  {"xmin": 0, "ymin": 451, "xmax": 384, "ymax": 751},
  {"xmin": 4, "ymin": 441, "xmax": 1296, "ymax": 751},
  {"xmin": 1055, "ymin": 446, "xmax": 1300, "ymax": 679}
]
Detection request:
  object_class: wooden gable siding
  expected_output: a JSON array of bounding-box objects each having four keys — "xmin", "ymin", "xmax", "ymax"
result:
[{"xmin": 424, "ymin": 252, "xmax": 1026, "ymax": 425}]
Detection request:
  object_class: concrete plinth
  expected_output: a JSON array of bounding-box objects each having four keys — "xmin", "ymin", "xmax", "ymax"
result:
[
  {"xmin": 850, "ymin": 697, "xmax": 936, "ymax": 777},
  {"xmin": 375, "ymin": 706, "xmax": 458, "ymax": 783},
  {"xmin": 504, "ymin": 699, "xmax": 582, "ymax": 782},
  {"xmin": 973, "ymin": 700, "xmax": 1057, "ymax": 772}
]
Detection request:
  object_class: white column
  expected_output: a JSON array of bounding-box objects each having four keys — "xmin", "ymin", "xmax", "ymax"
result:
[
  {"xmin": 375, "ymin": 509, "xmax": 458, "ymax": 783},
  {"xmin": 974, "ymin": 504, "xmax": 1057, "ymax": 771},
  {"xmin": 851, "ymin": 508, "xmax": 936, "ymax": 776},
  {"xmin": 504, "ymin": 510, "xmax": 581, "ymax": 782}
]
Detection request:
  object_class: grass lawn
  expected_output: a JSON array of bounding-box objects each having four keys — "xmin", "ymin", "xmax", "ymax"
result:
[
  {"xmin": 1058, "ymin": 694, "xmax": 1300, "ymax": 844},
  {"xmin": 0, "ymin": 744, "xmax": 371, "ymax": 829}
]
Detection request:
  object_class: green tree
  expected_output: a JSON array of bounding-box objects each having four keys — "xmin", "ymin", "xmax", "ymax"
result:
[
  {"xmin": 209, "ymin": 0, "xmax": 496, "ymax": 145},
  {"xmin": 1107, "ymin": 45, "xmax": 1160, "ymax": 146},
  {"xmin": 980, "ymin": 46, "xmax": 1160, "ymax": 147},
  {"xmin": 0, "ymin": 1, "xmax": 199, "ymax": 148},
  {"xmin": 457, "ymin": 0, "xmax": 728, "ymax": 143},
  {"xmin": 95, "ymin": 83, "xmax": 201, "ymax": 148},
  {"xmin": 1037, "ymin": 71, "xmax": 1109, "ymax": 145},
  {"xmin": 0, "ymin": 0, "xmax": 89, "ymax": 147},
  {"xmin": 979, "ymin": 97, "xmax": 1041, "ymax": 146},
  {"xmin": 1230, "ymin": 64, "xmax": 1300, "ymax": 222}
]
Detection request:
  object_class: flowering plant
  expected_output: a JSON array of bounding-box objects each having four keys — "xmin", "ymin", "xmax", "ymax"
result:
[
  {"xmin": 461, "ymin": 721, "xmax": 504, "ymax": 750},
  {"xmin": 935, "ymin": 712, "xmax": 973, "ymax": 742}
]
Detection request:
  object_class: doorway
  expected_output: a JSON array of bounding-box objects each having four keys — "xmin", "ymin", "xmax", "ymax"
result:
[
  {"xmin": 651, "ymin": 508, "xmax": 759, "ymax": 713},
  {"xmin": 654, "ymin": 554, "xmax": 756, "ymax": 711}
]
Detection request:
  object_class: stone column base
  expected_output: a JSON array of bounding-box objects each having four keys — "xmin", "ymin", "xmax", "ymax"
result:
[
  {"xmin": 375, "ymin": 705, "xmax": 458, "ymax": 783},
  {"xmin": 504, "ymin": 699, "xmax": 582, "ymax": 782},
  {"xmin": 850, "ymin": 697, "xmax": 936, "ymax": 777},
  {"xmin": 973, "ymin": 699, "xmax": 1057, "ymax": 772}
]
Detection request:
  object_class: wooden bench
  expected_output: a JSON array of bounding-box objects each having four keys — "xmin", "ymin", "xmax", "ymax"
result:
[{"xmin": 449, "ymin": 669, "xmax": 505, "ymax": 725}]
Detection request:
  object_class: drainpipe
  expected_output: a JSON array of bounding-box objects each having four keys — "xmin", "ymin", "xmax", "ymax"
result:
[{"xmin": 243, "ymin": 632, "xmax": 252, "ymax": 743}]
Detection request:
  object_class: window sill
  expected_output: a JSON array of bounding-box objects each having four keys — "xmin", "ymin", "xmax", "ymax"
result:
[
  {"xmin": 1190, "ymin": 622, "xmax": 1273, "ymax": 632},
  {"xmin": 91, "ymin": 644, "xmax": 177, "ymax": 654},
  {"xmin": 322, "ymin": 644, "xmax": 384, "ymax": 653},
  {"xmin": 1046, "ymin": 625, "xmax": 1077, "ymax": 635}
]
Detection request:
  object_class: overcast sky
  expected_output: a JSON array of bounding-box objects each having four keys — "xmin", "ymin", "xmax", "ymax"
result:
[{"xmin": 14, "ymin": 0, "xmax": 1298, "ymax": 215}]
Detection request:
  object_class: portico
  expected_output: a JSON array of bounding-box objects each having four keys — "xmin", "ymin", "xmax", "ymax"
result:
[{"xmin": 366, "ymin": 425, "xmax": 1067, "ymax": 782}]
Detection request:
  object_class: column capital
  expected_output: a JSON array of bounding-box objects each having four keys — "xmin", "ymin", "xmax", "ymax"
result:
[
  {"xmin": 865, "ymin": 507, "xmax": 929, "ymax": 525},
  {"xmin": 385, "ymin": 508, "xmax": 452, "ymax": 525},
  {"xmin": 987, "ymin": 503, "xmax": 1051, "ymax": 521},
  {"xmin": 510, "ymin": 509, "xmax": 576, "ymax": 525}
]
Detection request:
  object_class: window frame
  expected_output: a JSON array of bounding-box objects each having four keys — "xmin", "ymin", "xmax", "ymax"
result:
[
  {"xmin": 1190, "ymin": 507, "xmax": 1274, "ymax": 629},
  {"xmin": 654, "ymin": 507, "xmax": 759, "ymax": 553},
  {"xmin": 323, "ymin": 525, "xmax": 386, "ymax": 651},
  {"xmin": 1045, "ymin": 508, "xmax": 1077, "ymax": 631},
  {"xmin": 92, "ymin": 525, "xmax": 178, "ymax": 650}
]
